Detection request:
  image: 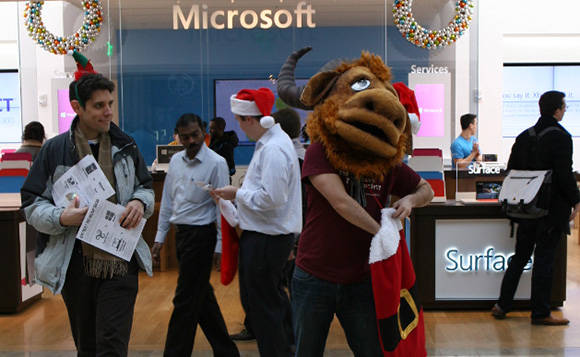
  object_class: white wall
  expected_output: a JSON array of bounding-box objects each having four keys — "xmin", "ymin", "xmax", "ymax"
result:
[
  {"xmin": 0, "ymin": 2, "xmax": 20, "ymax": 151},
  {"xmin": 0, "ymin": 1, "xmax": 67, "ymax": 152},
  {"xmin": 0, "ymin": 2, "xmax": 19, "ymax": 69},
  {"xmin": 19, "ymin": 1, "xmax": 66, "ymax": 141},
  {"xmin": 478, "ymin": 0, "xmax": 580, "ymax": 168}
]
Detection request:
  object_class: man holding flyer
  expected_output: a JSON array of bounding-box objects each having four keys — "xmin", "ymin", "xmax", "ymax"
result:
[{"xmin": 20, "ymin": 52, "xmax": 154, "ymax": 357}]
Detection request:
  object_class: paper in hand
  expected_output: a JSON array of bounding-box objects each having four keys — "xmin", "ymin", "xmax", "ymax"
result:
[
  {"xmin": 76, "ymin": 198, "xmax": 146, "ymax": 261},
  {"xmin": 194, "ymin": 181, "xmax": 213, "ymax": 191},
  {"xmin": 52, "ymin": 155, "xmax": 115, "ymax": 208}
]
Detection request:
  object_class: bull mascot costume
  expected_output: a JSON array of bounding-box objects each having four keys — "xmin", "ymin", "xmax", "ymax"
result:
[{"xmin": 278, "ymin": 47, "xmax": 429, "ymax": 356}]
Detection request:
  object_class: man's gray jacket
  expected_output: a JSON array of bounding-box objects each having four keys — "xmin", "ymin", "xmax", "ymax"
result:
[{"xmin": 20, "ymin": 117, "xmax": 154, "ymax": 294}]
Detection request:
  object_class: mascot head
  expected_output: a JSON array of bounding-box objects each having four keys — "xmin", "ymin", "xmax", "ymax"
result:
[{"xmin": 277, "ymin": 47, "xmax": 412, "ymax": 180}]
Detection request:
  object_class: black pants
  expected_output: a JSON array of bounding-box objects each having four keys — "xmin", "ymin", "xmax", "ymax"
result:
[
  {"xmin": 498, "ymin": 219, "xmax": 564, "ymax": 319},
  {"xmin": 164, "ymin": 224, "xmax": 239, "ymax": 357},
  {"xmin": 61, "ymin": 242, "xmax": 139, "ymax": 357},
  {"xmin": 239, "ymin": 230, "xmax": 294, "ymax": 356},
  {"xmin": 241, "ymin": 266, "xmax": 294, "ymax": 345}
]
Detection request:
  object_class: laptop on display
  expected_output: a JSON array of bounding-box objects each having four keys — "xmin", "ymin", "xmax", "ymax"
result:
[
  {"xmin": 155, "ymin": 145, "xmax": 184, "ymax": 171},
  {"xmin": 459, "ymin": 181, "xmax": 502, "ymax": 204}
]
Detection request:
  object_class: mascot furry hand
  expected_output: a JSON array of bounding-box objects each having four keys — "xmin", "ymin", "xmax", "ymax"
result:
[{"xmin": 278, "ymin": 47, "xmax": 426, "ymax": 357}]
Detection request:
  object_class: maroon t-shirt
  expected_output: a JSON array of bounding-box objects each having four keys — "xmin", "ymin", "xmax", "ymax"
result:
[{"xmin": 296, "ymin": 142, "xmax": 421, "ymax": 284}]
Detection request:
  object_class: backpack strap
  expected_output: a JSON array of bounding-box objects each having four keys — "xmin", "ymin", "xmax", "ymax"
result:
[
  {"xmin": 527, "ymin": 126, "xmax": 562, "ymax": 139},
  {"xmin": 537, "ymin": 126, "xmax": 563, "ymax": 138}
]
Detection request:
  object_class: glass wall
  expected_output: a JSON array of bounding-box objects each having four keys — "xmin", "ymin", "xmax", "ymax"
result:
[{"xmin": 17, "ymin": 0, "xmax": 479, "ymax": 166}]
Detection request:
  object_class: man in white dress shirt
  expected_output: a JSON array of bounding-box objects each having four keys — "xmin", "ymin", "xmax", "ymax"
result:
[
  {"xmin": 152, "ymin": 113, "xmax": 239, "ymax": 356},
  {"xmin": 213, "ymin": 88, "xmax": 302, "ymax": 356}
]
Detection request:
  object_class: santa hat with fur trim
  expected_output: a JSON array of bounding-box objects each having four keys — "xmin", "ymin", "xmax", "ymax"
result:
[
  {"xmin": 393, "ymin": 82, "xmax": 421, "ymax": 135},
  {"xmin": 230, "ymin": 88, "xmax": 276, "ymax": 129}
]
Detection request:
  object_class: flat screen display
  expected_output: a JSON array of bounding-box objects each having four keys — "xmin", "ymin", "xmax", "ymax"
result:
[
  {"xmin": 156, "ymin": 145, "xmax": 184, "ymax": 164},
  {"xmin": 58, "ymin": 89, "xmax": 76, "ymax": 134},
  {"xmin": 476, "ymin": 181, "xmax": 502, "ymax": 200},
  {"xmin": 0, "ymin": 70, "xmax": 22, "ymax": 143},
  {"xmin": 415, "ymin": 83, "xmax": 445, "ymax": 137},
  {"xmin": 214, "ymin": 79, "xmax": 309, "ymax": 143},
  {"xmin": 502, "ymin": 64, "xmax": 580, "ymax": 137}
]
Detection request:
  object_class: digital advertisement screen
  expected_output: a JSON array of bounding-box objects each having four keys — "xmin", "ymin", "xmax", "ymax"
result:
[
  {"xmin": 214, "ymin": 79, "xmax": 309, "ymax": 143},
  {"xmin": 414, "ymin": 83, "xmax": 445, "ymax": 137},
  {"xmin": 0, "ymin": 70, "xmax": 22, "ymax": 143},
  {"xmin": 57, "ymin": 89, "xmax": 76, "ymax": 134},
  {"xmin": 502, "ymin": 64, "xmax": 580, "ymax": 137}
]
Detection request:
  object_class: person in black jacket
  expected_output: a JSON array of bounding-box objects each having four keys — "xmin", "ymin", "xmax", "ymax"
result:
[
  {"xmin": 492, "ymin": 90, "xmax": 580, "ymax": 325},
  {"xmin": 209, "ymin": 117, "xmax": 238, "ymax": 176}
]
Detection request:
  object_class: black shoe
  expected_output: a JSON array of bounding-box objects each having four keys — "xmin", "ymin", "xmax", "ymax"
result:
[
  {"xmin": 491, "ymin": 303, "xmax": 506, "ymax": 319},
  {"xmin": 230, "ymin": 328, "xmax": 255, "ymax": 341}
]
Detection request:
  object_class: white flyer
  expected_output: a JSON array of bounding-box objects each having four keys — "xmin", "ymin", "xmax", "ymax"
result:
[
  {"xmin": 52, "ymin": 155, "xmax": 115, "ymax": 208},
  {"xmin": 76, "ymin": 198, "xmax": 146, "ymax": 261}
]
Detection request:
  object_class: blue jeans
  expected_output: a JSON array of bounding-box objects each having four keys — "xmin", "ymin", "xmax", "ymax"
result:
[{"xmin": 292, "ymin": 266, "xmax": 383, "ymax": 357}]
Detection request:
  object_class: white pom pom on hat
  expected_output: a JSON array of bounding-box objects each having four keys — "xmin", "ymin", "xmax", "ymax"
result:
[
  {"xmin": 409, "ymin": 113, "xmax": 421, "ymax": 134},
  {"xmin": 230, "ymin": 88, "xmax": 276, "ymax": 128},
  {"xmin": 260, "ymin": 115, "xmax": 275, "ymax": 129}
]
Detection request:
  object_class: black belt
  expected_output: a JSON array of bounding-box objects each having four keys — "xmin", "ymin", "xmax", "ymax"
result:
[
  {"xmin": 243, "ymin": 230, "xmax": 294, "ymax": 239},
  {"xmin": 176, "ymin": 222, "xmax": 215, "ymax": 231}
]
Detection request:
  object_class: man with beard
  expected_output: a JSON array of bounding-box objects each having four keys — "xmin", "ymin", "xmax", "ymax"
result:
[{"xmin": 152, "ymin": 113, "xmax": 239, "ymax": 356}]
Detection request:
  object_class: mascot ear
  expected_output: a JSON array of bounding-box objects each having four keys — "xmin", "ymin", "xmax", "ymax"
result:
[
  {"xmin": 404, "ymin": 113, "xmax": 413, "ymax": 155},
  {"xmin": 300, "ymin": 71, "xmax": 340, "ymax": 107}
]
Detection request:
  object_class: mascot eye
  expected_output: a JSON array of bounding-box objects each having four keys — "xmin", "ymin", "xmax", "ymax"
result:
[{"xmin": 351, "ymin": 79, "xmax": 371, "ymax": 92}]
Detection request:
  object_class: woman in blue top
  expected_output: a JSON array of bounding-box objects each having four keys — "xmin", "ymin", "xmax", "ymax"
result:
[{"xmin": 451, "ymin": 113, "xmax": 482, "ymax": 168}]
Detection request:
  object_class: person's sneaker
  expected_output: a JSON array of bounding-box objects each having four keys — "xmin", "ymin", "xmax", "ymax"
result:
[
  {"xmin": 531, "ymin": 315, "xmax": 570, "ymax": 326},
  {"xmin": 230, "ymin": 328, "xmax": 255, "ymax": 341},
  {"xmin": 491, "ymin": 303, "xmax": 506, "ymax": 319}
]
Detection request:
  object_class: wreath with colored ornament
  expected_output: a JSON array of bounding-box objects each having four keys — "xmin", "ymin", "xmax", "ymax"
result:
[
  {"xmin": 24, "ymin": 0, "xmax": 103, "ymax": 55},
  {"xmin": 393, "ymin": 0, "xmax": 474, "ymax": 50}
]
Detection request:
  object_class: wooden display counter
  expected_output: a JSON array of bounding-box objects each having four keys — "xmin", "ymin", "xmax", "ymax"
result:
[
  {"xmin": 141, "ymin": 172, "xmax": 178, "ymax": 271},
  {"xmin": 0, "ymin": 194, "xmax": 43, "ymax": 313},
  {"xmin": 410, "ymin": 201, "xmax": 566, "ymax": 310}
]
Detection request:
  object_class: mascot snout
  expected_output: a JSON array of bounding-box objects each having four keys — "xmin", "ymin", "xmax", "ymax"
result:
[{"xmin": 337, "ymin": 88, "xmax": 407, "ymax": 159}]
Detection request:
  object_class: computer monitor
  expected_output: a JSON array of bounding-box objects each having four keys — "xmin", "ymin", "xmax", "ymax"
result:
[
  {"xmin": 476, "ymin": 181, "xmax": 502, "ymax": 201},
  {"xmin": 155, "ymin": 145, "xmax": 184, "ymax": 171},
  {"xmin": 482, "ymin": 154, "xmax": 498, "ymax": 162}
]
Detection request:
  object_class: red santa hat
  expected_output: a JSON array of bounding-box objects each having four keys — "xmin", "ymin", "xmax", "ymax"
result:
[
  {"xmin": 230, "ymin": 88, "xmax": 276, "ymax": 129},
  {"xmin": 393, "ymin": 82, "xmax": 421, "ymax": 135}
]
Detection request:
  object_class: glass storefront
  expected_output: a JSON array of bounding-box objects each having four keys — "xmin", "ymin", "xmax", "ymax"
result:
[{"xmin": 17, "ymin": 0, "xmax": 479, "ymax": 165}]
